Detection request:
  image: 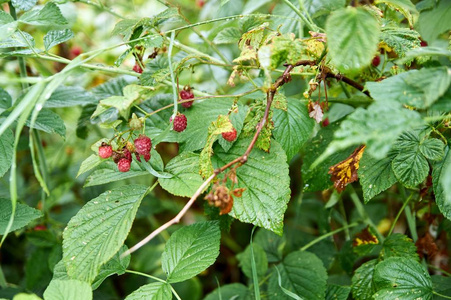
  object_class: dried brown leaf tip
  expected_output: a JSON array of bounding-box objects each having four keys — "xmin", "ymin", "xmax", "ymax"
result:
[
  {"xmin": 416, "ymin": 232, "xmax": 438, "ymax": 259},
  {"xmin": 328, "ymin": 145, "xmax": 366, "ymax": 192},
  {"xmin": 205, "ymin": 183, "xmax": 234, "ymax": 215},
  {"xmin": 353, "ymin": 226, "xmax": 379, "ymax": 247}
]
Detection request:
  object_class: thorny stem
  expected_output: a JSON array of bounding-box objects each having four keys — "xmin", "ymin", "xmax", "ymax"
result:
[{"xmin": 122, "ymin": 61, "xmax": 313, "ymax": 257}]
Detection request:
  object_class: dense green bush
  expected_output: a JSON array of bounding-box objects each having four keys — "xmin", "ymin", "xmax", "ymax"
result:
[{"xmin": 1, "ymin": 0, "xmax": 451, "ymax": 299}]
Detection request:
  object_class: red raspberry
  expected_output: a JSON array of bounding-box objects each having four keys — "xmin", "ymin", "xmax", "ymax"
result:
[
  {"xmin": 171, "ymin": 114, "xmax": 187, "ymax": 132},
  {"xmin": 134, "ymin": 135, "xmax": 152, "ymax": 156},
  {"xmin": 222, "ymin": 127, "xmax": 237, "ymax": 142},
  {"xmin": 420, "ymin": 40, "xmax": 428, "ymax": 47},
  {"xmin": 70, "ymin": 46, "xmax": 82, "ymax": 59},
  {"xmin": 117, "ymin": 158, "xmax": 131, "ymax": 172},
  {"xmin": 133, "ymin": 63, "xmax": 143, "ymax": 74},
  {"xmin": 98, "ymin": 143, "xmax": 113, "ymax": 159},
  {"xmin": 180, "ymin": 88, "xmax": 194, "ymax": 108},
  {"xmin": 322, "ymin": 117, "xmax": 330, "ymax": 127},
  {"xmin": 123, "ymin": 148, "xmax": 132, "ymax": 161},
  {"xmin": 135, "ymin": 152, "xmax": 151, "ymax": 162},
  {"xmin": 372, "ymin": 56, "xmax": 380, "ymax": 67}
]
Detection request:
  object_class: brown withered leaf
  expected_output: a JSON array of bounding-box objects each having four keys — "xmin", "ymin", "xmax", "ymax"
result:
[
  {"xmin": 308, "ymin": 101, "xmax": 323, "ymax": 123},
  {"xmin": 205, "ymin": 184, "xmax": 234, "ymax": 215},
  {"xmin": 328, "ymin": 145, "xmax": 366, "ymax": 192},
  {"xmin": 353, "ymin": 226, "xmax": 379, "ymax": 247},
  {"xmin": 232, "ymin": 188, "xmax": 246, "ymax": 197},
  {"xmin": 416, "ymin": 232, "xmax": 438, "ymax": 259}
]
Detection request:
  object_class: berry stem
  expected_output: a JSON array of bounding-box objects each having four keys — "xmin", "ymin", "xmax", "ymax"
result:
[{"xmin": 168, "ymin": 31, "xmax": 179, "ymax": 118}]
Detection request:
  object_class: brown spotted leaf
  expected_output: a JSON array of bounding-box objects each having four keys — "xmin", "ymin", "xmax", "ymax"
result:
[{"xmin": 329, "ymin": 145, "xmax": 366, "ymax": 192}]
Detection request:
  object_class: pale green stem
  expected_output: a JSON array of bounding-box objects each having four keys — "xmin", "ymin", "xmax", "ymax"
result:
[
  {"xmin": 387, "ymin": 193, "xmax": 413, "ymax": 236},
  {"xmin": 281, "ymin": 0, "xmax": 320, "ymax": 32},
  {"xmin": 167, "ymin": 31, "xmax": 178, "ymax": 117},
  {"xmin": 300, "ymin": 222, "xmax": 359, "ymax": 251},
  {"xmin": 125, "ymin": 270, "xmax": 181, "ymax": 300}
]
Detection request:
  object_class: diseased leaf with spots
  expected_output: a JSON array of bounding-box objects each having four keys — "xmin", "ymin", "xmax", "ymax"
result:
[
  {"xmin": 328, "ymin": 145, "xmax": 365, "ymax": 193},
  {"xmin": 380, "ymin": 234, "xmax": 419, "ymax": 261}
]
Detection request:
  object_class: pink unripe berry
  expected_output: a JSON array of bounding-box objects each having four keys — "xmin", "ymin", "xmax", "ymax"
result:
[
  {"xmin": 99, "ymin": 143, "xmax": 113, "ymax": 159},
  {"xmin": 222, "ymin": 127, "xmax": 237, "ymax": 142},
  {"xmin": 117, "ymin": 158, "xmax": 131, "ymax": 172}
]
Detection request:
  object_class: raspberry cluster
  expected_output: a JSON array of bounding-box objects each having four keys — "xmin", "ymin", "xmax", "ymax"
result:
[
  {"xmin": 179, "ymin": 86, "xmax": 194, "ymax": 108},
  {"xmin": 97, "ymin": 134, "xmax": 152, "ymax": 173}
]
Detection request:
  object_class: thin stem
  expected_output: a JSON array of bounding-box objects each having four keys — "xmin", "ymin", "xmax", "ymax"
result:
[
  {"xmin": 387, "ymin": 193, "xmax": 413, "ymax": 236},
  {"xmin": 77, "ymin": 0, "xmax": 126, "ymax": 19},
  {"xmin": 125, "ymin": 270, "xmax": 166, "ymax": 283},
  {"xmin": 300, "ymin": 222, "xmax": 359, "ymax": 251},
  {"xmin": 433, "ymin": 291, "xmax": 451, "ymax": 299},
  {"xmin": 250, "ymin": 227, "xmax": 261, "ymax": 300},
  {"xmin": 281, "ymin": 0, "xmax": 320, "ymax": 32},
  {"xmin": 428, "ymin": 264, "xmax": 451, "ymax": 277},
  {"xmin": 167, "ymin": 32, "xmax": 178, "ymax": 117},
  {"xmin": 405, "ymin": 205, "xmax": 418, "ymax": 242}
]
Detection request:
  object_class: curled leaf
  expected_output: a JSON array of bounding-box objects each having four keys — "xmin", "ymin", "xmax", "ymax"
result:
[{"xmin": 328, "ymin": 145, "xmax": 365, "ymax": 192}]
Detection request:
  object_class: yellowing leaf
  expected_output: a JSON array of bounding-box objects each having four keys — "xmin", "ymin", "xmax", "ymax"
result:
[{"xmin": 328, "ymin": 145, "xmax": 365, "ymax": 192}]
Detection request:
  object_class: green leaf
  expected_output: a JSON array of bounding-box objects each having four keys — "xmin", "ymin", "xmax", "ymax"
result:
[
  {"xmin": 325, "ymin": 7, "xmax": 381, "ymax": 73},
  {"xmin": 273, "ymin": 98, "xmax": 315, "ymax": 161},
  {"xmin": 0, "ymin": 30, "xmax": 34, "ymax": 49},
  {"xmin": 351, "ymin": 259, "xmax": 377, "ymax": 300},
  {"xmin": 125, "ymin": 282, "xmax": 172, "ymax": 300},
  {"xmin": 213, "ymin": 27, "xmax": 241, "ymax": 44},
  {"xmin": 320, "ymin": 102, "xmax": 423, "ymax": 161},
  {"xmin": 326, "ymin": 284, "xmax": 351, "ymax": 300},
  {"xmin": 366, "ymin": 68, "xmax": 451, "ymax": 109},
  {"xmin": 44, "ymin": 29, "xmax": 74, "ymax": 51},
  {"xmin": 26, "ymin": 109, "xmax": 66, "ymax": 138},
  {"xmin": 62, "ymin": 185, "xmax": 148, "ymax": 283},
  {"xmin": 400, "ymin": 47, "xmax": 451, "ymax": 63},
  {"xmin": 0, "ymin": 11, "xmax": 17, "ymax": 41},
  {"xmin": 302, "ymin": 124, "xmax": 356, "ymax": 192},
  {"xmin": 420, "ymin": 138, "xmax": 445, "ymax": 161},
  {"xmin": 432, "ymin": 148, "xmax": 451, "ymax": 220},
  {"xmin": 19, "ymin": 2, "xmax": 67, "ymax": 26},
  {"xmin": 373, "ymin": 257, "xmax": 432, "ymax": 300},
  {"xmin": 161, "ymin": 221, "xmax": 221, "ymax": 283},
  {"xmin": 179, "ymin": 98, "xmax": 234, "ymax": 152},
  {"xmin": 84, "ymin": 165, "xmax": 148, "ymax": 187},
  {"xmin": 0, "ymin": 129, "xmax": 14, "ymax": 178},
  {"xmin": 12, "ymin": 293, "xmax": 41, "ymax": 300},
  {"xmin": 92, "ymin": 245, "xmax": 130, "ymax": 290},
  {"xmin": 268, "ymin": 251, "xmax": 327, "ymax": 300},
  {"xmin": 380, "ymin": 27, "xmax": 420, "ymax": 58},
  {"xmin": 431, "ymin": 275, "xmax": 451, "ymax": 299},
  {"xmin": 218, "ymin": 104, "xmax": 248, "ymax": 152},
  {"xmin": 159, "ymin": 152, "xmax": 204, "ymax": 198},
  {"xmin": 0, "ymin": 198, "xmax": 42, "ymax": 234},
  {"xmin": 392, "ymin": 147, "xmax": 429, "ymax": 188},
  {"xmin": 212, "ymin": 139, "xmax": 290, "ymax": 234},
  {"xmin": 43, "ymin": 279, "xmax": 92, "ymax": 300},
  {"xmin": 0, "ymin": 88, "xmax": 12, "ymax": 114},
  {"xmin": 11, "ymin": 0, "xmax": 37, "ymax": 11},
  {"xmin": 76, "ymin": 154, "xmax": 103, "ymax": 178},
  {"xmin": 236, "ymin": 244, "xmax": 268, "ymax": 280},
  {"xmin": 380, "ymin": 234, "xmax": 419, "ymax": 260},
  {"xmin": 375, "ymin": 0, "xmax": 419, "ymax": 27},
  {"xmin": 204, "ymin": 283, "xmax": 251, "ymax": 300},
  {"xmin": 358, "ymin": 150, "xmax": 398, "ymax": 203},
  {"xmin": 417, "ymin": 0, "xmax": 451, "ymax": 42},
  {"xmin": 45, "ymin": 85, "xmax": 96, "ymax": 108},
  {"xmin": 254, "ymin": 228, "xmax": 286, "ymax": 263}
]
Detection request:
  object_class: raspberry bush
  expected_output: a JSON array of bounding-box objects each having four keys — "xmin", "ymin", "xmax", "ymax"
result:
[{"xmin": 1, "ymin": 0, "xmax": 451, "ymax": 299}]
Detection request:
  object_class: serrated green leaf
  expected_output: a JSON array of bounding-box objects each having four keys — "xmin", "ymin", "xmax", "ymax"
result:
[
  {"xmin": 367, "ymin": 68, "xmax": 451, "ymax": 109},
  {"xmin": 26, "ymin": 109, "xmax": 66, "ymax": 138},
  {"xmin": 11, "ymin": 0, "xmax": 37, "ymax": 11},
  {"xmin": 254, "ymin": 228, "xmax": 286, "ymax": 263},
  {"xmin": 204, "ymin": 283, "xmax": 251, "ymax": 300},
  {"xmin": 392, "ymin": 148, "xmax": 429, "ymax": 188},
  {"xmin": 43, "ymin": 279, "xmax": 92, "ymax": 300},
  {"xmin": 358, "ymin": 151, "xmax": 398, "ymax": 203},
  {"xmin": 433, "ymin": 148, "xmax": 451, "ymax": 220},
  {"xmin": 44, "ymin": 29, "xmax": 74, "ymax": 51},
  {"xmin": 375, "ymin": 0, "xmax": 419, "ymax": 27},
  {"xmin": 351, "ymin": 259, "xmax": 377, "ymax": 300},
  {"xmin": 237, "ymin": 244, "xmax": 268, "ymax": 280},
  {"xmin": 326, "ymin": 284, "xmax": 351, "ymax": 300},
  {"xmin": 0, "ymin": 12, "xmax": 17, "ymax": 42},
  {"xmin": 326, "ymin": 7, "xmax": 381, "ymax": 73},
  {"xmin": 212, "ymin": 139, "xmax": 290, "ymax": 234},
  {"xmin": 179, "ymin": 98, "xmax": 234, "ymax": 152},
  {"xmin": 84, "ymin": 167, "xmax": 148, "ymax": 187},
  {"xmin": 214, "ymin": 27, "xmax": 241, "ymax": 44},
  {"xmin": 158, "ymin": 152, "xmax": 204, "ymax": 197},
  {"xmin": 20, "ymin": 2, "xmax": 67, "ymax": 26},
  {"xmin": 218, "ymin": 104, "xmax": 248, "ymax": 152},
  {"xmin": 380, "ymin": 233, "xmax": 419, "ymax": 260},
  {"xmin": 273, "ymin": 98, "xmax": 315, "ymax": 161},
  {"xmin": 77, "ymin": 154, "xmax": 103, "ymax": 178},
  {"xmin": 0, "ymin": 129, "xmax": 14, "ymax": 178},
  {"xmin": 0, "ymin": 198, "xmax": 42, "ymax": 234},
  {"xmin": 380, "ymin": 27, "xmax": 420, "ymax": 58},
  {"xmin": 0, "ymin": 30, "xmax": 34, "ymax": 49},
  {"xmin": 62, "ymin": 185, "xmax": 148, "ymax": 282},
  {"xmin": 0, "ymin": 88, "xmax": 12, "ymax": 114},
  {"xmin": 304, "ymin": 0, "xmax": 346, "ymax": 18},
  {"xmin": 302, "ymin": 124, "xmax": 360, "ymax": 192},
  {"xmin": 431, "ymin": 275, "xmax": 451, "ymax": 299},
  {"xmin": 92, "ymin": 245, "xmax": 130, "ymax": 290},
  {"xmin": 45, "ymin": 85, "xmax": 96, "ymax": 108},
  {"xmin": 320, "ymin": 102, "xmax": 422, "ymax": 161},
  {"xmin": 373, "ymin": 257, "xmax": 432, "ymax": 300},
  {"xmin": 162, "ymin": 221, "xmax": 221, "ymax": 283},
  {"xmin": 417, "ymin": 0, "xmax": 451, "ymax": 42},
  {"xmin": 125, "ymin": 282, "xmax": 171, "ymax": 300},
  {"xmin": 268, "ymin": 251, "xmax": 327, "ymax": 300},
  {"xmin": 420, "ymin": 138, "xmax": 445, "ymax": 161}
]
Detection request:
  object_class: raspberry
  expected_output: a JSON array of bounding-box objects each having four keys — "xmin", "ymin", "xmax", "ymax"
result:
[
  {"xmin": 420, "ymin": 40, "xmax": 428, "ymax": 47},
  {"xmin": 171, "ymin": 114, "xmax": 187, "ymax": 132},
  {"xmin": 112, "ymin": 151, "xmax": 122, "ymax": 163},
  {"xmin": 135, "ymin": 152, "xmax": 151, "ymax": 162},
  {"xmin": 134, "ymin": 135, "xmax": 152, "ymax": 155},
  {"xmin": 117, "ymin": 158, "xmax": 131, "ymax": 172},
  {"xmin": 322, "ymin": 117, "xmax": 330, "ymax": 127},
  {"xmin": 133, "ymin": 63, "xmax": 143, "ymax": 74},
  {"xmin": 123, "ymin": 148, "xmax": 132, "ymax": 161},
  {"xmin": 180, "ymin": 87, "xmax": 194, "ymax": 108},
  {"xmin": 98, "ymin": 143, "xmax": 113, "ymax": 159},
  {"xmin": 372, "ymin": 56, "xmax": 380, "ymax": 67},
  {"xmin": 222, "ymin": 127, "xmax": 237, "ymax": 142}
]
